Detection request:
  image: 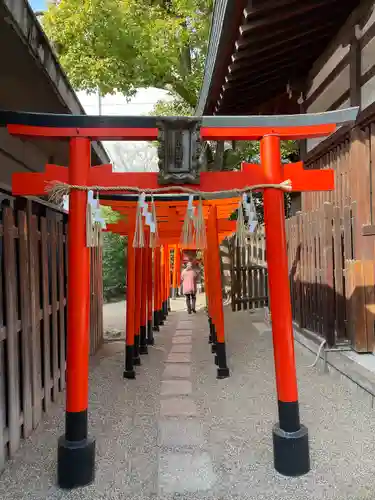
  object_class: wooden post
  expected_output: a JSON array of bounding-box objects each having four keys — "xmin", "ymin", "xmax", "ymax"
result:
[
  {"xmin": 57, "ymin": 137, "xmax": 95, "ymax": 489},
  {"xmin": 172, "ymin": 245, "xmax": 178, "ymax": 297},
  {"xmin": 139, "ymin": 240, "xmax": 149, "ymax": 355},
  {"xmin": 133, "ymin": 247, "xmax": 142, "ymax": 365},
  {"xmin": 160, "ymin": 246, "xmax": 166, "ymax": 321},
  {"xmin": 261, "ymin": 134, "xmax": 309, "ymax": 477},
  {"xmin": 146, "ymin": 244, "xmax": 154, "ymax": 345},
  {"xmin": 207, "ymin": 206, "xmax": 229, "ymax": 379},
  {"xmin": 124, "ymin": 231, "xmax": 136, "ymax": 379}
]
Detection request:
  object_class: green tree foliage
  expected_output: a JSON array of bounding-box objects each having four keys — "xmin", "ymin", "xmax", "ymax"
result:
[
  {"xmin": 43, "ymin": 0, "xmax": 213, "ymax": 107},
  {"xmin": 102, "ymin": 233, "xmax": 127, "ymax": 301},
  {"xmin": 101, "ymin": 206, "xmax": 128, "ymax": 301}
]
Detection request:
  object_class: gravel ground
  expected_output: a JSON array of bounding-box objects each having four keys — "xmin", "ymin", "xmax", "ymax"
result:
[{"xmin": 1, "ymin": 303, "xmax": 375, "ymax": 499}]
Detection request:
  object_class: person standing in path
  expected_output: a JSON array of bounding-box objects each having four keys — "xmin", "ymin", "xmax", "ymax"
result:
[{"xmin": 181, "ymin": 261, "xmax": 198, "ymax": 314}]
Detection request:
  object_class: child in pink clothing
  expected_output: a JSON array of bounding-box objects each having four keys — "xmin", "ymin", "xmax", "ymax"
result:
[{"xmin": 181, "ymin": 262, "xmax": 198, "ymax": 314}]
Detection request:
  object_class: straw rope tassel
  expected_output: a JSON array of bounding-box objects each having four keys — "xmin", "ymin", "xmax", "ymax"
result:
[
  {"xmin": 235, "ymin": 199, "xmax": 247, "ymax": 248},
  {"xmin": 180, "ymin": 196, "xmax": 195, "ymax": 248},
  {"xmin": 194, "ymin": 197, "xmax": 207, "ymax": 249},
  {"xmin": 133, "ymin": 196, "xmax": 145, "ymax": 248},
  {"xmin": 149, "ymin": 196, "xmax": 160, "ymax": 248}
]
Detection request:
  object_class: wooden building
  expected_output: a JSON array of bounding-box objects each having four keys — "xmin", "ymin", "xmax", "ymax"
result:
[
  {"xmin": 0, "ymin": 0, "xmax": 105, "ymax": 471},
  {"xmin": 199, "ymin": 0, "xmax": 375, "ymax": 352}
]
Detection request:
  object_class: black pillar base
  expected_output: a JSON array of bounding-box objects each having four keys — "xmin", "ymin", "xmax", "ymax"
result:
[
  {"xmin": 147, "ymin": 320, "xmax": 155, "ymax": 345},
  {"xmin": 133, "ymin": 356, "xmax": 141, "ymax": 366},
  {"xmin": 159, "ymin": 310, "xmax": 164, "ymax": 325},
  {"xmin": 57, "ymin": 436, "xmax": 95, "ymax": 489},
  {"xmin": 168, "ymin": 298, "xmax": 171, "ymax": 312},
  {"xmin": 217, "ymin": 367, "xmax": 230, "ymax": 379},
  {"xmin": 139, "ymin": 325, "xmax": 148, "ymax": 354},
  {"xmin": 208, "ymin": 317, "xmax": 213, "ymax": 344},
  {"xmin": 124, "ymin": 345, "xmax": 135, "ymax": 379},
  {"xmin": 123, "ymin": 369, "xmax": 136, "ymax": 379},
  {"xmin": 273, "ymin": 424, "xmax": 310, "ymax": 477},
  {"xmin": 216, "ymin": 342, "xmax": 230, "ymax": 378},
  {"xmin": 134, "ymin": 334, "xmax": 140, "ymax": 359},
  {"xmin": 214, "ymin": 355, "xmax": 218, "ymax": 366},
  {"xmin": 211, "ymin": 344, "xmax": 216, "ymax": 353},
  {"xmin": 152, "ymin": 324, "xmax": 160, "ymax": 332}
]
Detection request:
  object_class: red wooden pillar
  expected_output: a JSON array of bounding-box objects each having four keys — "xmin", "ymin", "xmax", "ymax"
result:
[
  {"xmin": 133, "ymin": 247, "xmax": 142, "ymax": 365},
  {"xmin": 207, "ymin": 206, "xmax": 229, "ymax": 379},
  {"xmin": 166, "ymin": 245, "xmax": 171, "ymax": 313},
  {"xmin": 160, "ymin": 245, "xmax": 166, "ymax": 322},
  {"xmin": 175, "ymin": 247, "xmax": 181, "ymax": 296},
  {"xmin": 124, "ymin": 231, "xmax": 136, "ymax": 379},
  {"xmin": 261, "ymin": 134, "xmax": 309, "ymax": 477},
  {"xmin": 139, "ymin": 237, "xmax": 149, "ymax": 355},
  {"xmin": 203, "ymin": 249, "xmax": 214, "ymax": 345},
  {"xmin": 172, "ymin": 245, "xmax": 178, "ymax": 298},
  {"xmin": 153, "ymin": 247, "xmax": 161, "ymax": 330},
  {"xmin": 147, "ymin": 244, "xmax": 154, "ymax": 345},
  {"xmin": 57, "ymin": 138, "xmax": 95, "ymax": 488}
]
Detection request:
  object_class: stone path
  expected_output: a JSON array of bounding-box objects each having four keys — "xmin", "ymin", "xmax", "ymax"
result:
[{"xmin": 2, "ymin": 303, "xmax": 375, "ymax": 499}]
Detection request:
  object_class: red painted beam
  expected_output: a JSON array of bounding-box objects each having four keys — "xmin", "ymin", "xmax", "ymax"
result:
[
  {"xmin": 12, "ymin": 161, "xmax": 334, "ymax": 197},
  {"xmin": 7, "ymin": 125, "xmax": 159, "ymax": 141}
]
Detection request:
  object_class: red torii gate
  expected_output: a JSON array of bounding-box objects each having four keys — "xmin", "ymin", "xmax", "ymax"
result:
[{"xmin": 2, "ymin": 107, "xmax": 358, "ymax": 488}]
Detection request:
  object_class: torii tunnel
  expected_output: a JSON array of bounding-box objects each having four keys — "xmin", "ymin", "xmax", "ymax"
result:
[
  {"xmin": 0, "ymin": 106, "xmax": 359, "ymax": 488},
  {"xmin": 100, "ymin": 194, "xmax": 239, "ymax": 378}
]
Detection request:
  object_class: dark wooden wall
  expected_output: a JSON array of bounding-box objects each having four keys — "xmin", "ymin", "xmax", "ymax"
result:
[{"xmin": 288, "ymin": 112, "xmax": 375, "ymax": 352}]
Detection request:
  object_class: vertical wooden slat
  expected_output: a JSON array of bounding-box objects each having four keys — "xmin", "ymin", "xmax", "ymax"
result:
[
  {"xmin": 235, "ymin": 244, "xmax": 241, "ymax": 311},
  {"xmin": 333, "ymin": 207, "xmax": 345, "ymax": 339},
  {"xmin": 0, "ymin": 216, "xmax": 5, "ymax": 470},
  {"xmin": 370, "ymin": 123, "xmax": 375, "ymax": 224},
  {"xmin": 40, "ymin": 218, "xmax": 51, "ymax": 412},
  {"xmin": 3, "ymin": 207, "xmax": 21, "ymax": 456},
  {"xmin": 230, "ymin": 239, "xmax": 236, "ymax": 311},
  {"xmin": 57, "ymin": 221, "xmax": 66, "ymax": 391},
  {"xmin": 241, "ymin": 247, "xmax": 247, "ymax": 310},
  {"xmin": 299, "ymin": 212, "xmax": 306, "ymax": 328},
  {"xmin": 317, "ymin": 206, "xmax": 324, "ymax": 335},
  {"xmin": 17, "ymin": 211, "xmax": 33, "ymax": 438},
  {"xmin": 348, "ymin": 260, "xmax": 368, "ymax": 352},
  {"xmin": 363, "ymin": 260, "xmax": 375, "ymax": 352},
  {"xmin": 49, "ymin": 219, "xmax": 59, "ymax": 401},
  {"xmin": 322, "ymin": 203, "xmax": 335, "ymax": 345},
  {"xmin": 28, "ymin": 212, "xmax": 42, "ymax": 428}
]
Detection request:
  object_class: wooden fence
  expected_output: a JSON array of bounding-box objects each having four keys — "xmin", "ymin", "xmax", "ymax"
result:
[
  {"xmin": 0, "ymin": 194, "xmax": 103, "ymax": 472},
  {"xmin": 230, "ymin": 228, "xmax": 268, "ymax": 311},
  {"xmin": 285, "ymin": 201, "xmax": 375, "ymax": 350}
]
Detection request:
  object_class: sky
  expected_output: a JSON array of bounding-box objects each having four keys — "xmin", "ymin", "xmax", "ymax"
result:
[{"xmin": 29, "ymin": 0, "xmax": 46, "ymax": 11}]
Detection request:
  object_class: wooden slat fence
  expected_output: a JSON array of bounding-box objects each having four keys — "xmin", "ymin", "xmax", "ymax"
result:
[
  {"xmin": 230, "ymin": 228, "xmax": 268, "ymax": 311},
  {"xmin": 285, "ymin": 202, "xmax": 375, "ymax": 350},
  {"xmin": 0, "ymin": 194, "xmax": 103, "ymax": 472}
]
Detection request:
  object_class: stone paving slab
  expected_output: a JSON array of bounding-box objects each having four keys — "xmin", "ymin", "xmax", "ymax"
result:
[
  {"xmin": 159, "ymin": 398, "xmax": 197, "ymax": 417},
  {"xmin": 160, "ymin": 380, "xmax": 192, "ymax": 396},
  {"xmin": 174, "ymin": 329, "xmax": 193, "ymax": 335},
  {"xmin": 162, "ymin": 364, "xmax": 191, "ymax": 379},
  {"xmin": 170, "ymin": 344, "xmax": 192, "ymax": 353},
  {"xmin": 158, "ymin": 418, "xmax": 204, "ymax": 447},
  {"xmin": 165, "ymin": 352, "xmax": 191, "ymax": 363},
  {"xmin": 172, "ymin": 335, "xmax": 192, "ymax": 344},
  {"xmin": 158, "ymin": 451, "xmax": 216, "ymax": 494}
]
